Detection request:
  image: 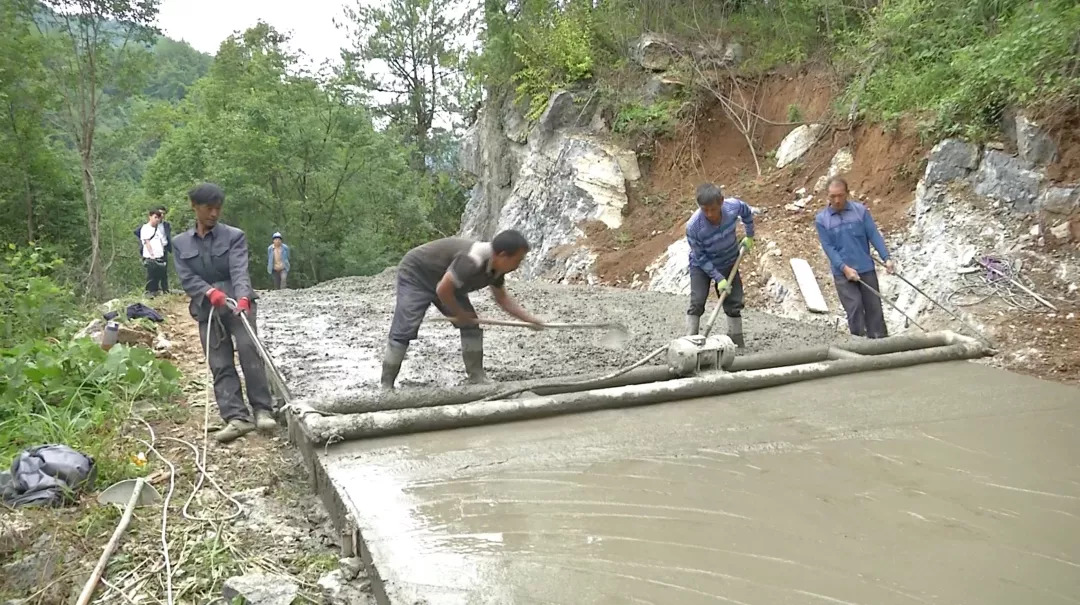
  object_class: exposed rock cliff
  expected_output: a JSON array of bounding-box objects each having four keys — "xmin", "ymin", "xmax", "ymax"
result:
[{"xmin": 459, "ymin": 91, "xmax": 640, "ymax": 282}]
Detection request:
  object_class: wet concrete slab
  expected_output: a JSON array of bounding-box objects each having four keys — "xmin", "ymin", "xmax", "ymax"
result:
[{"xmin": 321, "ymin": 361, "xmax": 1080, "ymax": 605}]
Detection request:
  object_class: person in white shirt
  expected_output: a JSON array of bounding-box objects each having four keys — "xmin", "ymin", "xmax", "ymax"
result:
[{"xmin": 140, "ymin": 208, "xmax": 169, "ymax": 297}]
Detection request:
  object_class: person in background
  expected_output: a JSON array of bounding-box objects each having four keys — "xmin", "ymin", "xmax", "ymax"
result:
[
  {"xmin": 815, "ymin": 176, "xmax": 895, "ymax": 339},
  {"xmin": 267, "ymin": 232, "xmax": 290, "ymax": 289},
  {"xmin": 685, "ymin": 183, "xmax": 755, "ymax": 347},
  {"xmin": 172, "ymin": 183, "xmax": 276, "ymax": 443},
  {"xmin": 139, "ymin": 208, "xmax": 169, "ymax": 297},
  {"xmin": 135, "ymin": 205, "xmax": 172, "ymax": 293},
  {"xmin": 381, "ymin": 230, "xmax": 543, "ymax": 389}
]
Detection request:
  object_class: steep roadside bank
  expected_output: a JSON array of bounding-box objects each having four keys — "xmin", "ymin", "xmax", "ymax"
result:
[{"xmin": 459, "ymin": 53, "xmax": 1079, "ymax": 384}]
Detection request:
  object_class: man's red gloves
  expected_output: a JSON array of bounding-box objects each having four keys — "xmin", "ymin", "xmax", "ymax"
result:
[
  {"xmin": 236, "ymin": 297, "xmax": 251, "ymax": 314},
  {"xmin": 206, "ymin": 288, "xmax": 227, "ymax": 308}
]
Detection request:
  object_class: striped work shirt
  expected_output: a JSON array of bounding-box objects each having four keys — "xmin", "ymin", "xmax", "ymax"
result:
[{"xmin": 686, "ymin": 198, "xmax": 755, "ymax": 281}]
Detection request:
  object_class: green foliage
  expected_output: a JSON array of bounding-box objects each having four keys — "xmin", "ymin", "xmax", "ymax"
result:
[
  {"xmin": 511, "ymin": 5, "xmax": 600, "ymax": 119},
  {"xmin": 787, "ymin": 104, "xmax": 804, "ymax": 123},
  {"xmin": 841, "ymin": 0, "xmax": 1080, "ymax": 138},
  {"xmin": 0, "ymin": 244, "xmax": 77, "ymax": 348},
  {"xmin": 143, "ymin": 24, "xmax": 456, "ymax": 288},
  {"xmin": 0, "ymin": 245, "xmax": 180, "ymax": 481},
  {"xmin": 0, "ymin": 340, "xmax": 180, "ymax": 482},
  {"xmin": 613, "ymin": 100, "xmax": 680, "ymax": 138}
]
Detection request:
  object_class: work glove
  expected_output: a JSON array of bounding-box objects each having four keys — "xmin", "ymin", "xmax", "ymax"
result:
[
  {"xmin": 235, "ymin": 297, "xmax": 251, "ymax": 315},
  {"xmin": 206, "ymin": 287, "xmax": 227, "ymax": 308},
  {"xmin": 740, "ymin": 237, "xmax": 754, "ymax": 251},
  {"xmin": 714, "ymin": 278, "xmax": 731, "ymax": 294}
]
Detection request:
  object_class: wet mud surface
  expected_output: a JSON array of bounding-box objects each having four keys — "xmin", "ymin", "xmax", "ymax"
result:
[{"xmin": 257, "ymin": 270, "xmax": 843, "ymax": 399}]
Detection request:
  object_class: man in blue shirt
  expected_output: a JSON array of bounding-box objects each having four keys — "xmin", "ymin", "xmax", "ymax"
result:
[
  {"xmin": 814, "ymin": 177, "xmax": 895, "ymax": 339},
  {"xmin": 685, "ymin": 183, "xmax": 755, "ymax": 347}
]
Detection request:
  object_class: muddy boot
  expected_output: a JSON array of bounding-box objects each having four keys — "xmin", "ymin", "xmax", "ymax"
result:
[
  {"xmin": 381, "ymin": 341, "xmax": 408, "ymax": 390},
  {"xmin": 727, "ymin": 315, "xmax": 745, "ymax": 348},
  {"xmin": 215, "ymin": 419, "xmax": 255, "ymax": 443},
  {"xmin": 461, "ymin": 330, "xmax": 492, "ymax": 385},
  {"xmin": 254, "ymin": 409, "xmax": 277, "ymax": 432},
  {"xmin": 685, "ymin": 314, "xmax": 701, "ymax": 337}
]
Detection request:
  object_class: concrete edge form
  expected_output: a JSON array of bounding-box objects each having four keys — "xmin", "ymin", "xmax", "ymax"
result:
[
  {"xmin": 300, "ymin": 331, "xmax": 978, "ymax": 416},
  {"xmin": 297, "ymin": 332, "xmax": 988, "ymax": 443}
]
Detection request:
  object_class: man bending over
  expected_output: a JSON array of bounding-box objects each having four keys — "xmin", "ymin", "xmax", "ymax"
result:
[{"xmin": 382, "ymin": 230, "xmax": 544, "ymax": 389}]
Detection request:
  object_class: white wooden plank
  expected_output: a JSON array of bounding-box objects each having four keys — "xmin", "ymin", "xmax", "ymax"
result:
[{"xmin": 789, "ymin": 258, "xmax": 829, "ymax": 313}]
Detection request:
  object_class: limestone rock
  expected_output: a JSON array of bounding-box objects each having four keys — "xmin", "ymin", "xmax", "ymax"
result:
[
  {"xmin": 495, "ymin": 136, "xmax": 631, "ymax": 281},
  {"xmin": 632, "ymin": 34, "xmax": 677, "ymax": 71},
  {"xmin": 1015, "ymin": 115, "xmax": 1058, "ymax": 167},
  {"xmin": 339, "ymin": 557, "xmax": 363, "ymax": 581},
  {"xmin": 775, "ymin": 124, "xmax": 823, "ymax": 168},
  {"xmin": 923, "ymin": 138, "xmax": 980, "ymax": 186},
  {"xmin": 971, "ymin": 150, "xmax": 1042, "ymax": 212},
  {"xmin": 827, "ymin": 148, "xmax": 854, "ymax": 178},
  {"xmin": 317, "ymin": 569, "xmax": 371, "ymax": 605},
  {"xmin": 646, "ymin": 237, "xmax": 691, "ymax": 295},
  {"xmin": 222, "ymin": 574, "xmax": 298, "ymax": 605},
  {"xmin": 1037, "ymin": 186, "xmax": 1079, "ymax": 216},
  {"xmin": 117, "ymin": 325, "xmax": 153, "ymax": 348},
  {"xmin": 643, "ymin": 75, "xmax": 684, "ymax": 103},
  {"xmin": 501, "ymin": 98, "xmax": 530, "ymax": 144},
  {"xmin": 692, "ymin": 39, "xmax": 743, "ymax": 69},
  {"xmin": 1050, "ymin": 221, "xmax": 1072, "ymax": 241}
]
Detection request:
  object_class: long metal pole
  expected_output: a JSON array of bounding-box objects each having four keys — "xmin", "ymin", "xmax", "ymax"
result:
[
  {"xmin": 873, "ymin": 257, "xmax": 995, "ymax": 345},
  {"xmin": 855, "ymin": 278, "xmax": 928, "ymax": 332},
  {"xmin": 702, "ymin": 247, "xmax": 747, "ymax": 337}
]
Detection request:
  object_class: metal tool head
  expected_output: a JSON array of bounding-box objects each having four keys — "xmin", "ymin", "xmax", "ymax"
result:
[
  {"xmin": 666, "ymin": 334, "xmax": 737, "ymax": 377},
  {"xmin": 97, "ymin": 478, "xmax": 162, "ymax": 507}
]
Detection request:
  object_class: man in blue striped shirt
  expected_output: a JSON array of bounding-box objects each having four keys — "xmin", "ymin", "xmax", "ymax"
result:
[
  {"xmin": 814, "ymin": 177, "xmax": 895, "ymax": 339},
  {"xmin": 686, "ymin": 183, "xmax": 755, "ymax": 346}
]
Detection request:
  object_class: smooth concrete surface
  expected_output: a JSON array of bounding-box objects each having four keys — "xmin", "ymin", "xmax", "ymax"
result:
[{"xmin": 322, "ymin": 361, "xmax": 1080, "ymax": 605}]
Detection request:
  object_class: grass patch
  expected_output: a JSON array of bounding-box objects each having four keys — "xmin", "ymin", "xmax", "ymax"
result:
[
  {"xmin": 0, "ymin": 244, "xmax": 182, "ymax": 486},
  {"xmin": 613, "ymin": 99, "xmax": 681, "ymax": 138}
]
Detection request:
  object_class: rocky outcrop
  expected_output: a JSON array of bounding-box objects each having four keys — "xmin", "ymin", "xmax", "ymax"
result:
[
  {"xmin": 460, "ymin": 90, "xmax": 640, "ymax": 282},
  {"xmin": 883, "ymin": 127, "xmax": 1078, "ymax": 332},
  {"xmin": 646, "ymin": 237, "xmax": 691, "ymax": 294},
  {"xmin": 775, "ymin": 124, "xmax": 824, "ymax": 168},
  {"xmin": 1015, "ymin": 114, "xmax": 1058, "ymax": 167},
  {"xmin": 972, "ymin": 149, "xmax": 1042, "ymax": 212}
]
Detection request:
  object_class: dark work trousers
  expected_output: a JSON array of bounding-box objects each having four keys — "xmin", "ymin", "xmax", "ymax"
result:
[
  {"xmin": 144, "ymin": 258, "xmax": 168, "ymax": 294},
  {"xmin": 161, "ymin": 255, "xmax": 170, "ymax": 292},
  {"xmin": 272, "ymin": 269, "xmax": 288, "ymax": 289},
  {"xmin": 687, "ymin": 263, "xmax": 745, "ymax": 318},
  {"xmin": 834, "ymin": 270, "xmax": 888, "ymax": 339},
  {"xmin": 389, "ymin": 272, "xmax": 481, "ymax": 345},
  {"xmin": 198, "ymin": 303, "xmax": 274, "ymax": 422}
]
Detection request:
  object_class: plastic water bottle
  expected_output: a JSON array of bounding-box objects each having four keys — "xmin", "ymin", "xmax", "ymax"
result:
[{"xmin": 102, "ymin": 321, "xmax": 119, "ymax": 350}]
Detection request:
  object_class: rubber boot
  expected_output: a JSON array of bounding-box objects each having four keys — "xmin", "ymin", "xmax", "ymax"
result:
[
  {"xmin": 380, "ymin": 341, "xmax": 408, "ymax": 390},
  {"xmin": 254, "ymin": 409, "xmax": 277, "ymax": 432},
  {"xmin": 685, "ymin": 314, "xmax": 701, "ymax": 337},
  {"xmin": 215, "ymin": 419, "xmax": 255, "ymax": 443},
  {"xmin": 727, "ymin": 315, "xmax": 745, "ymax": 348},
  {"xmin": 461, "ymin": 330, "xmax": 492, "ymax": 385}
]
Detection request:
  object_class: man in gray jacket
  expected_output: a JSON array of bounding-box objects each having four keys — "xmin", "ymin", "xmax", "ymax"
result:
[{"xmin": 172, "ymin": 183, "xmax": 275, "ymax": 443}]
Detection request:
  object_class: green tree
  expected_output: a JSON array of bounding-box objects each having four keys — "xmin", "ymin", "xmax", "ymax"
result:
[
  {"xmin": 36, "ymin": 0, "xmax": 159, "ymax": 298},
  {"xmin": 144, "ymin": 24, "xmax": 436, "ymax": 286},
  {"xmin": 340, "ymin": 0, "xmax": 477, "ymax": 171}
]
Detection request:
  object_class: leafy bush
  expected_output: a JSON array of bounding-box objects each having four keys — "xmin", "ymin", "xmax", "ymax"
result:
[
  {"xmin": 842, "ymin": 0, "xmax": 1080, "ymax": 138},
  {"xmin": 613, "ymin": 100, "xmax": 681, "ymax": 137},
  {"xmin": 0, "ymin": 244, "xmax": 78, "ymax": 348},
  {"xmin": 512, "ymin": 7, "xmax": 600, "ymax": 119}
]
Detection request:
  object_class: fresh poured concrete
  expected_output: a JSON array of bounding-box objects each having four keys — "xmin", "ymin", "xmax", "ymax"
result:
[{"xmin": 321, "ymin": 361, "xmax": 1080, "ymax": 605}]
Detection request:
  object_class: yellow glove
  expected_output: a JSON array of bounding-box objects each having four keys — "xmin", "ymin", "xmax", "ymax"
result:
[
  {"xmin": 715, "ymin": 278, "xmax": 731, "ymax": 294},
  {"xmin": 740, "ymin": 237, "xmax": 754, "ymax": 251}
]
